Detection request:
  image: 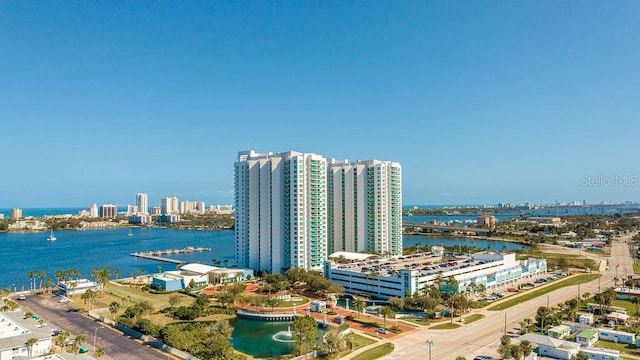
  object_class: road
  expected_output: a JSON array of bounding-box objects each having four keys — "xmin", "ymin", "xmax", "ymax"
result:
[
  {"xmin": 381, "ymin": 232, "xmax": 635, "ymax": 360},
  {"xmin": 18, "ymin": 295, "xmax": 171, "ymax": 360}
]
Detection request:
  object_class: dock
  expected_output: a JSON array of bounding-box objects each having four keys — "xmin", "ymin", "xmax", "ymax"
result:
[{"xmin": 130, "ymin": 252, "xmax": 186, "ymax": 264}]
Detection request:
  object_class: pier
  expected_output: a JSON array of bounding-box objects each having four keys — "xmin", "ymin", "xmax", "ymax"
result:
[
  {"xmin": 130, "ymin": 253, "xmax": 186, "ymax": 264},
  {"xmin": 133, "ymin": 246, "xmax": 212, "ymax": 257}
]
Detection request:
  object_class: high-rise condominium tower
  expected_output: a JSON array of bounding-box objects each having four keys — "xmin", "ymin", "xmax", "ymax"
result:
[
  {"xmin": 235, "ymin": 150, "xmax": 328, "ymax": 274},
  {"xmin": 234, "ymin": 150, "xmax": 402, "ymax": 274},
  {"xmin": 136, "ymin": 193, "xmax": 149, "ymax": 214},
  {"xmin": 161, "ymin": 196, "xmax": 179, "ymax": 215},
  {"xmin": 327, "ymin": 159, "xmax": 402, "ymax": 256}
]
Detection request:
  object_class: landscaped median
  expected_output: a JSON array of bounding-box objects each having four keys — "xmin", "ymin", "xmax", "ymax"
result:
[
  {"xmin": 351, "ymin": 343, "xmax": 395, "ymax": 360},
  {"xmin": 487, "ymin": 274, "xmax": 600, "ymax": 311}
]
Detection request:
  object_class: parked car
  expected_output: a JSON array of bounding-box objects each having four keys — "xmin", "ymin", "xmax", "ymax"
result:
[
  {"xmin": 377, "ymin": 327, "xmax": 388, "ymax": 334},
  {"xmin": 16, "ymin": 295, "xmax": 26, "ymax": 300}
]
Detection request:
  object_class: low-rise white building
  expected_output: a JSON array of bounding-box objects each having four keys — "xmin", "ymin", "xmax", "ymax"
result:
[
  {"xmin": 0, "ymin": 311, "xmax": 52, "ymax": 359},
  {"xmin": 58, "ymin": 279, "xmax": 98, "ymax": 296},
  {"xmin": 324, "ymin": 252, "xmax": 547, "ymax": 299},
  {"xmin": 519, "ymin": 334, "xmax": 580, "ymax": 360}
]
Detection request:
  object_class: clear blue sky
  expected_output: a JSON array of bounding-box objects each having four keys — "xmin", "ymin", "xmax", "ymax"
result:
[{"xmin": 1, "ymin": 1, "xmax": 639, "ymax": 208}]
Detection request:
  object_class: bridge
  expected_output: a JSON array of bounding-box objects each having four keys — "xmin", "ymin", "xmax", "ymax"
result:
[{"xmin": 403, "ymin": 222, "xmax": 492, "ymax": 234}]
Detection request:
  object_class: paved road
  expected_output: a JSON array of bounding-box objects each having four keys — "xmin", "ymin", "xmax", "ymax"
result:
[
  {"xmin": 18, "ymin": 295, "xmax": 170, "ymax": 360},
  {"xmin": 378, "ymin": 232, "xmax": 636, "ymax": 360}
]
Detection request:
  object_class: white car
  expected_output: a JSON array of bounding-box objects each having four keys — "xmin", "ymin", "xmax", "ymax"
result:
[{"xmin": 17, "ymin": 295, "xmax": 26, "ymax": 300}]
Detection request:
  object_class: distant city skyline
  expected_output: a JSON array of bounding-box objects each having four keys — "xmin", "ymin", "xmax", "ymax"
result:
[{"xmin": 1, "ymin": 2, "xmax": 639, "ymax": 207}]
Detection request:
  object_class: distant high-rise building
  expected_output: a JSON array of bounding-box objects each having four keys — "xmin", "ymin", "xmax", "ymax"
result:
[
  {"xmin": 151, "ymin": 206, "xmax": 161, "ymax": 216},
  {"xmin": 161, "ymin": 197, "xmax": 179, "ymax": 215},
  {"xmin": 99, "ymin": 204, "xmax": 117, "ymax": 218},
  {"xmin": 327, "ymin": 159, "xmax": 402, "ymax": 256},
  {"xmin": 179, "ymin": 201, "xmax": 206, "ymax": 214},
  {"xmin": 10, "ymin": 208, "xmax": 22, "ymax": 219},
  {"xmin": 126, "ymin": 205, "xmax": 137, "ymax": 216},
  {"xmin": 136, "ymin": 193, "xmax": 149, "ymax": 214},
  {"xmin": 89, "ymin": 203, "xmax": 99, "ymax": 217},
  {"xmin": 235, "ymin": 150, "xmax": 328, "ymax": 273}
]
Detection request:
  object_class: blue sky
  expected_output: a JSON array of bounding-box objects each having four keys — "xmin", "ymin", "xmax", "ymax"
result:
[{"xmin": 1, "ymin": 1, "xmax": 639, "ymax": 208}]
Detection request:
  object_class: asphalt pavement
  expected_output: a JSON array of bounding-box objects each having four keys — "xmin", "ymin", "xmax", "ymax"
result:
[{"xmin": 17, "ymin": 294, "xmax": 171, "ymax": 360}]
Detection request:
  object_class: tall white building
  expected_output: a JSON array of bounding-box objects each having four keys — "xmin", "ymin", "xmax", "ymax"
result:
[
  {"xmin": 136, "ymin": 193, "xmax": 149, "ymax": 214},
  {"xmin": 234, "ymin": 150, "xmax": 402, "ymax": 274},
  {"xmin": 235, "ymin": 150, "xmax": 328, "ymax": 274},
  {"xmin": 161, "ymin": 196, "xmax": 179, "ymax": 215},
  {"xmin": 327, "ymin": 159, "xmax": 402, "ymax": 256}
]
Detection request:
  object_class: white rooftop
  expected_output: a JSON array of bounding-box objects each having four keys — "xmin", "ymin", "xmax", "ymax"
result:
[
  {"xmin": 180, "ymin": 263, "xmax": 219, "ymax": 274},
  {"xmin": 0, "ymin": 313, "xmax": 29, "ymax": 339}
]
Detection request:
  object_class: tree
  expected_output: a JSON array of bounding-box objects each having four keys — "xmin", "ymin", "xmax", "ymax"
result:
[
  {"xmin": 290, "ymin": 315, "xmax": 318, "ymax": 356},
  {"xmin": 109, "ymin": 301, "xmax": 120, "ymax": 318},
  {"xmin": 264, "ymin": 297, "xmax": 282, "ymax": 312},
  {"xmin": 388, "ymin": 297, "xmax": 405, "ymax": 311},
  {"xmin": 113, "ymin": 268, "xmax": 120, "ymax": 280},
  {"xmin": 380, "ymin": 306, "xmax": 394, "ymax": 326},
  {"xmin": 26, "ymin": 337, "xmax": 38, "ymax": 357},
  {"xmin": 520, "ymin": 340, "xmax": 533, "ymax": 358},
  {"xmin": 572, "ymin": 352, "xmax": 589, "ymax": 360},
  {"xmin": 497, "ymin": 335, "xmax": 512, "ymax": 359},
  {"xmin": 455, "ymin": 357, "xmax": 466, "ymax": 360},
  {"xmin": 27, "ymin": 270, "xmax": 38, "ymax": 291},
  {"xmin": 37, "ymin": 270, "xmax": 46, "ymax": 290},
  {"xmin": 94, "ymin": 348, "xmax": 105, "ymax": 358},
  {"xmin": 353, "ymin": 297, "xmax": 365, "ymax": 318},
  {"xmin": 169, "ymin": 294, "xmax": 182, "ymax": 309},
  {"xmin": 73, "ymin": 335, "xmax": 87, "ymax": 353}
]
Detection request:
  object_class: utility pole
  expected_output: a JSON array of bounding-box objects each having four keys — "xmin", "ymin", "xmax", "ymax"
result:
[
  {"xmin": 504, "ymin": 312, "xmax": 507, "ymax": 335},
  {"xmin": 425, "ymin": 340, "xmax": 433, "ymax": 360}
]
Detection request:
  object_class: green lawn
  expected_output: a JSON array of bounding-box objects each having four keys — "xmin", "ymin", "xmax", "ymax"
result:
[
  {"xmin": 346, "ymin": 334, "xmax": 377, "ymax": 350},
  {"xmin": 399, "ymin": 317, "xmax": 432, "ymax": 326},
  {"xmin": 463, "ymin": 314, "xmax": 485, "ymax": 324},
  {"xmin": 430, "ymin": 322, "xmax": 461, "ymax": 330},
  {"xmin": 351, "ymin": 343, "xmax": 394, "ymax": 360},
  {"xmin": 487, "ymin": 274, "xmax": 600, "ymax": 311},
  {"xmin": 594, "ymin": 340, "xmax": 640, "ymax": 357}
]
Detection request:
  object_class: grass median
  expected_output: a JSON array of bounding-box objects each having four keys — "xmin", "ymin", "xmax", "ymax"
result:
[
  {"xmin": 487, "ymin": 274, "xmax": 600, "ymax": 311},
  {"xmin": 351, "ymin": 343, "xmax": 394, "ymax": 360}
]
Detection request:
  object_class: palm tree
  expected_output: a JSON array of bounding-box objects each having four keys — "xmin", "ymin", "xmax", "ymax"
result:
[
  {"xmin": 37, "ymin": 271, "xmax": 46, "ymax": 290},
  {"xmin": 520, "ymin": 340, "xmax": 533, "ymax": 358},
  {"xmin": 455, "ymin": 357, "xmax": 466, "ymax": 360},
  {"xmin": 380, "ymin": 306, "xmax": 394, "ymax": 326},
  {"xmin": 132, "ymin": 273, "xmax": 137, "ymax": 286},
  {"xmin": 113, "ymin": 268, "xmax": 120, "ymax": 280},
  {"xmin": 108, "ymin": 301, "xmax": 120, "ymax": 318},
  {"xmin": 94, "ymin": 348, "xmax": 105, "ymax": 358},
  {"xmin": 44, "ymin": 278, "xmax": 54, "ymax": 295},
  {"xmin": 73, "ymin": 335, "xmax": 87, "ymax": 353},
  {"xmin": 26, "ymin": 270, "xmax": 38, "ymax": 291},
  {"xmin": 26, "ymin": 337, "xmax": 38, "ymax": 357},
  {"xmin": 353, "ymin": 297, "xmax": 365, "ymax": 318}
]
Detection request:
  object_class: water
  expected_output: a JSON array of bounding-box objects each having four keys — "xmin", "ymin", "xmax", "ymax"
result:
[
  {"xmin": 403, "ymin": 235, "xmax": 527, "ymax": 252},
  {"xmin": 230, "ymin": 317, "xmax": 326, "ymax": 358},
  {"xmin": 0, "ymin": 207, "xmax": 128, "ymax": 218},
  {"xmin": 0, "ymin": 227, "xmax": 234, "ymax": 290},
  {"xmin": 230, "ymin": 318, "xmax": 295, "ymax": 357},
  {"xmin": 0, "ymin": 226, "xmax": 526, "ymax": 290}
]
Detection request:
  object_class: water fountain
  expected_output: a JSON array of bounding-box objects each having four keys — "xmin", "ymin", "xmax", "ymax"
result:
[{"xmin": 271, "ymin": 325, "xmax": 295, "ymax": 343}]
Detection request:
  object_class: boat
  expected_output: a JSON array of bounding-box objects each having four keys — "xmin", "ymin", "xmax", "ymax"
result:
[
  {"xmin": 47, "ymin": 228, "xmax": 56, "ymax": 241},
  {"xmin": 127, "ymin": 228, "xmax": 133, "ymax": 237}
]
